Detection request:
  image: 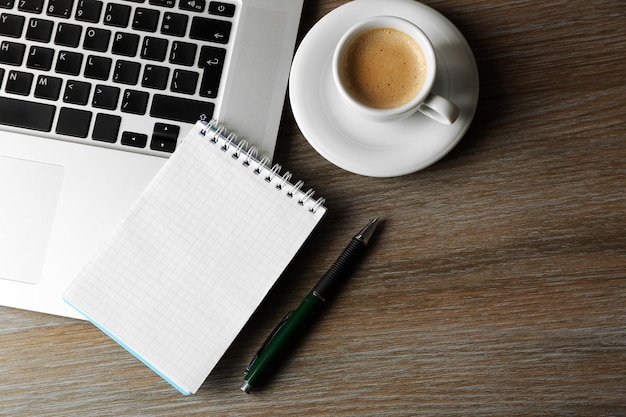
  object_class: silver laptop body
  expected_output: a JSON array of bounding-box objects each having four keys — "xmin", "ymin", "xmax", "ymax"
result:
[{"xmin": 0, "ymin": 0, "xmax": 303, "ymax": 318}]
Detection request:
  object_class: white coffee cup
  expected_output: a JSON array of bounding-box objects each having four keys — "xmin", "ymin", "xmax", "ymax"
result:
[{"xmin": 332, "ymin": 16, "xmax": 459, "ymax": 124}]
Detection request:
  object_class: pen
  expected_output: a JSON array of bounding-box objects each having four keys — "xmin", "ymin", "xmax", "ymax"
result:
[{"xmin": 240, "ymin": 217, "xmax": 381, "ymax": 393}]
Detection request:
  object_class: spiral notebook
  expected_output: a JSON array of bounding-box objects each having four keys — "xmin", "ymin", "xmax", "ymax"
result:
[{"xmin": 63, "ymin": 120, "xmax": 326, "ymax": 395}]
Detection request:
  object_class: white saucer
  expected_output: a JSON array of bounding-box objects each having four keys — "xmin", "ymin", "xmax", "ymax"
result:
[{"xmin": 289, "ymin": 0, "xmax": 479, "ymax": 177}]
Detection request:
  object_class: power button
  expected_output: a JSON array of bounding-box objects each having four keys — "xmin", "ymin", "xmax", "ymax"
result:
[{"xmin": 208, "ymin": 2, "xmax": 235, "ymax": 18}]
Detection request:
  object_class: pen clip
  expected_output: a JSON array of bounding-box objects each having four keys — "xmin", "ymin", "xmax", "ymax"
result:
[{"xmin": 245, "ymin": 310, "xmax": 293, "ymax": 374}]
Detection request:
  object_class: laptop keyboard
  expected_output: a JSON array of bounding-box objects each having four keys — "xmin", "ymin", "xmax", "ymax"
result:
[{"xmin": 0, "ymin": 0, "xmax": 236, "ymax": 154}]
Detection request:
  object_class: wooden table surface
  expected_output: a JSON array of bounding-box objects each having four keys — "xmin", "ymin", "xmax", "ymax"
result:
[{"xmin": 2, "ymin": 0, "xmax": 625, "ymax": 415}]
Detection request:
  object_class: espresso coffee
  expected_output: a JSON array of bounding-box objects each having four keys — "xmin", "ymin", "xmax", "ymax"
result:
[{"xmin": 342, "ymin": 28, "xmax": 427, "ymax": 109}]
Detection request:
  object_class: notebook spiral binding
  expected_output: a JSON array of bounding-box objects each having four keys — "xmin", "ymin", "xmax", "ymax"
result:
[{"xmin": 198, "ymin": 119, "xmax": 326, "ymax": 214}]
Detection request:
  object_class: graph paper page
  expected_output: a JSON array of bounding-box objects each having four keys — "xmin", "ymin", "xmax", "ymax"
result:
[{"xmin": 64, "ymin": 122, "xmax": 326, "ymax": 394}]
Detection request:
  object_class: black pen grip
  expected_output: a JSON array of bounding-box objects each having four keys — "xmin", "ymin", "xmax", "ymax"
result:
[{"xmin": 312, "ymin": 238, "xmax": 367, "ymax": 300}]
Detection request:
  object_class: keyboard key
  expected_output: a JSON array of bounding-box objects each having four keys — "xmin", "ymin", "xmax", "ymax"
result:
[
  {"xmin": 0, "ymin": 96, "xmax": 55, "ymax": 131},
  {"xmin": 199, "ymin": 69, "xmax": 221, "ymax": 98},
  {"xmin": 55, "ymin": 22, "xmax": 82, "ymax": 47},
  {"xmin": 111, "ymin": 31, "xmax": 139, "ymax": 56},
  {"xmin": 141, "ymin": 64, "xmax": 169, "ymax": 89},
  {"xmin": 160, "ymin": 12, "xmax": 187, "ymax": 37},
  {"xmin": 92, "ymin": 84, "xmax": 119, "ymax": 109},
  {"xmin": 150, "ymin": 94, "xmax": 214, "ymax": 123},
  {"xmin": 208, "ymin": 1, "xmax": 235, "ymax": 17},
  {"xmin": 198, "ymin": 45, "xmax": 225, "ymax": 68},
  {"xmin": 26, "ymin": 45, "xmax": 54, "ymax": 70},
  {"xmin": 132, "ymin": 7, "xmax": 159, "ymax": 32},
  {"xmin": 170, "ymin": 68, "xmax": 197, "ymax": 94},
  {"xmin": 83, "ymin": 27, "xmax": 110, "ymax": 51},
  {"xmin": 0, "ymin": 40, "xmax": 26, "ymax": 65},
  {"xmin": 113, "ymin": 59, "xmax": 140, "ymax": 84},
  {"xmin": 5, "ymin": 70, "xmax": 33, "ymax": 95},
  {"xmin": 25, "ymin": 18, "xmax": 54, "ymax": 42},
  {"xmin": 75, "ymin": 0, "xmax": 102, "ymax": 23},
  {"xmin": 140, "ymin": 36, "xmax": 167, "ymax": 61},
  {"xmin": 55, "ymin": 50, "xmax": 83, "ymax": 75},
  {"xmin": 18, "ymin": 0, "xmax": 44, "ymax": 14},
  {"xmin": 149, "ymin": 0, "xmax": 174, "ymax": 8},
  {"xmin": 169, "ymin": 40, "xmax": 196, "ymax": 66},
  {"xmin": 103, "ymin": 3, "xmax": 130, "ymax": 27},
  {"xmin": 63, "ymin": 80, "xmax": 91, "ymax": 104},
  {"xmin": 0, "ymin": 13, "xmax": 25, "ymax": 37},
  {"xmin": 47, "ymin": 0, "xmax": 74, "ymax": 18},
  {"xmin": 84, "ymin": 54, "xmax": 112, "ymax": 80},
  {"xmin": 179, "ymin": 0, "xmax": 204, "ymax": 13},
  {"xmin": 189, "ymin": 17, "xmax": 230, "ymax": 44},
  {"xmin": 92, "ymin": 113, "xmax": 120, "ymax": 142},
  {"xmin": 198, "ymin": 45, "xmax": 225, "ymax": 98},
  {"xmin": 150, "ymin": 122, "xmax": 179, "ymax": 152},
  {"xmin": 121, "ymin": 89, "xmax": 148, "ymax": 114},
  {"xmin": 34, "ymin": 74, "xmax": 62, "ymax": 100},
  {"xmin": 56, "ymin": 107, "xmax": 92, "ymax": 137},
  {"xmin": 121, "ymin": 131, "xmax": 147, "ymax": 148},
  {"xmin": 1, "ymin": 0, "xmax": 15, "ymax": 8}
]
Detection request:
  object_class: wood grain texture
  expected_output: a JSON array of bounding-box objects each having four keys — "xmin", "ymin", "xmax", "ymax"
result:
[{"xmin": 1, "ymin": 0, "xmax": 625, "ymax": 415}]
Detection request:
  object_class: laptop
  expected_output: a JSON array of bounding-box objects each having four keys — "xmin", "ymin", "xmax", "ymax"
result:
[{"xmin": 0, "ymin": 0, "xmax": 304, "ymax": 318}]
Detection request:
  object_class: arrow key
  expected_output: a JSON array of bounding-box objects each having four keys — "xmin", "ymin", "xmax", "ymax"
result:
[
  {"xmin": 150, "ymin": 123, "xmax": 179, "ymax": 153},
  {"xmin": 121, "ymin": 131, "xmax": 148, "ymax": 148}
]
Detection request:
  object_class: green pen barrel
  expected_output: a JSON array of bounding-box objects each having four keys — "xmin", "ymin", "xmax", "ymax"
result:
[
  {"xmin": 241, "ymin": 219, "xmax": 379, "ymax": 392},
  {"xmin": 243, "ymin": 291, "xmax": 324, "ymax": 390}
]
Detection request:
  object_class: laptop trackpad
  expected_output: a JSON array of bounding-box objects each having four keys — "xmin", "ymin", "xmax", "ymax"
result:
[{"xmin": 0, "ymin": 156, "xmax": 64, "ymax": 284}]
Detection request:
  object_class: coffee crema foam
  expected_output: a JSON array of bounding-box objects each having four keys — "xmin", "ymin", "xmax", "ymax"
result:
[{"xmin": 342, "ymin": 28, "xmax": 427, "ymax": 109}]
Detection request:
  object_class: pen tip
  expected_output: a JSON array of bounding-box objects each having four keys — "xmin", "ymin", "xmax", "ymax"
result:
[{"xmin": 356, "ymin": 217, "xmax": 381, "ymax": 246}]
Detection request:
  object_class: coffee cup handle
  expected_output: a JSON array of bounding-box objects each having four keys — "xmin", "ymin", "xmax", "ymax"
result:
[{"xmin": 418, "ymin": 94, "xmax": 460, "ymax": 125}]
